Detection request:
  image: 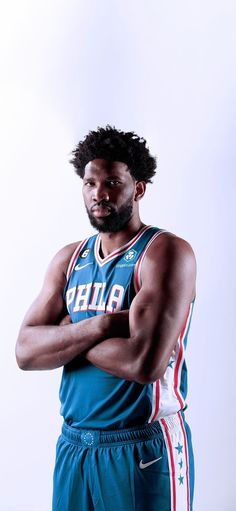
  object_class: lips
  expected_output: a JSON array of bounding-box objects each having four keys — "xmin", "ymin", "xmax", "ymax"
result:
[{"xmin": 91, "ymin": 205, "xmax": 112, "ymax": 217}]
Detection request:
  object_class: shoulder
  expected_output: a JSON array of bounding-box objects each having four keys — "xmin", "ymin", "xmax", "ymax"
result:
[
  {"xmin": 141, "ymin": 231, "xmax": 197, "ymax": 298},
  {"xmin": 46, "ymin": 241, "xmax": 82, "ymax": 281},
  {"xmin": 146, "ymin": 230, "xmax": 196, "ymax": 267},
  {"xmin": 47, "ymin": 233, "xmax": 96, "ymax": 283}
]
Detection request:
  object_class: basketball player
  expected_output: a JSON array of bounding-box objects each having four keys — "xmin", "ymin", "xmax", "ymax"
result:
[{"xmin": 16, "ymin": 126, "xmax": 196, "ymax": 511}]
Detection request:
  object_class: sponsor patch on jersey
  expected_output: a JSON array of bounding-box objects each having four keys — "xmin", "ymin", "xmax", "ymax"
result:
[
  {"xmin": 116, "ymin": 263, "xmax": 136, "ymax": 268},
  {"xmin": 80, "ymin": 248, "xmax": 90, "ymax": 259},
  {"xmin": 124, "ymin": 249, "xmax": 137, "ymax": 262}
]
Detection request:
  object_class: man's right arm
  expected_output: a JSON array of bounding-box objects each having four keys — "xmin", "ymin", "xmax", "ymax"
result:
[{"xmin": 15, "ymin": 244, "xmax": 128, "ymax": 371}]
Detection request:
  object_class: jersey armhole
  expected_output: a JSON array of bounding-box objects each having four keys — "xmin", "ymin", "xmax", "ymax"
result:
[
  {"xmin": 66, "ymin": 238, "xmax": 88, "ymax": 281},
  {"xmin": 133, "ymin": 229, "xmax": 168, "ymax": 292}
]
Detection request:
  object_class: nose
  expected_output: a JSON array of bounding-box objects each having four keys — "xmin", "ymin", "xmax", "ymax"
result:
[{"xmin": 92, "ymin": 184, "xmax": 109, "ymax": 203}]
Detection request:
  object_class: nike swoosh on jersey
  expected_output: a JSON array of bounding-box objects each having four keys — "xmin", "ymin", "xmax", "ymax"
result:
[
  {"xmin": 139, "ymin": 456, "xmax": 162, "ymax": 469},
  {"xmin": 74, "ymin": 262, "xmax": 93, "ymax": 271}
]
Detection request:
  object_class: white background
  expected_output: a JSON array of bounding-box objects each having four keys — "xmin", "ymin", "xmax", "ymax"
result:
[{"xmin": 0, "ymin": 1, "xmax": 235, "ymax": 510}]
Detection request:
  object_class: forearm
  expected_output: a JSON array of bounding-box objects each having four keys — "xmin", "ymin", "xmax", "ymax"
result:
[
  {"xmin": 16, "ymin": 315, "xmax": 109, "ymax": 371},
  {"xmin": 83, "ymin": 336, "xmax": 142, "ymax": 383}
]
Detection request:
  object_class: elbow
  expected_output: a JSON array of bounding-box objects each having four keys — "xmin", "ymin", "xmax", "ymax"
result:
[
  {"xmin": 127, "ymin": 337, "xmax": 168, "ymax": 384},
  {"xmin": 15, "ymin": 346, "xmax": 29, "ymax": 370},
  {"xmin": 134, "ymin": 358, "xmax": 166, "ymax": 385},
  {"xmin": 15, "ymin": 336, "xmax": 31, "ymax": 370},
  {"xmin": 136, "ymin": 371, "xmax": 163, "ymax": 385}
]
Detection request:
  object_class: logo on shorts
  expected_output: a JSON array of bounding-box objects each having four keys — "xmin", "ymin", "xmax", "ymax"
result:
[
  {"xmin": 139, "ymin": 456, "xmax": 162, "ymax": 469},
  {"xmin": 124, "ymin": 249, "xmax": 137, "ymax": 262},
  {"xmin": 80, "ymin": 248, "xmax": 90, "ymax": 259}
]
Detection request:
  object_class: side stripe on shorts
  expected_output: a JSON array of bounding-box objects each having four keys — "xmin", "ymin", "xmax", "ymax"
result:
[
  {"xmin": 178, "ymin": 411, "xmax": 191, "ymax": 511},
  {"xmin": 160, "ymin": 418, "xmax": 177, "ymax": 511},
  {"xmin": 160, "ymin": 414, "xmax": 191, "ymax": 511}
]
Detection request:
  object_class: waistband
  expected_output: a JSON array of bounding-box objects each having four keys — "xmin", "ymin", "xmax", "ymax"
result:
[{"xmin": 61, "ymin": 414, "xmax": 181, "ymax": 448}]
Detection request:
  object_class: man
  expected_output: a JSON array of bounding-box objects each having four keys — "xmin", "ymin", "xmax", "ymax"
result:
[{"xmin": 16, "ymin": 126, "xmax": 196, "ymax": 511}]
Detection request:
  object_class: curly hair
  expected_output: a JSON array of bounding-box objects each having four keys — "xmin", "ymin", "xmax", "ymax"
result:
[{"xmin": 70, "ymin": 125, "xmax": 157, "ymax": 183}]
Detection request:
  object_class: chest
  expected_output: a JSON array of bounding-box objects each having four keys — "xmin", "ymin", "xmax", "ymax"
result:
[{"xmin": 65, "ymin": 255, "xmax": 137, "ymax": 320}]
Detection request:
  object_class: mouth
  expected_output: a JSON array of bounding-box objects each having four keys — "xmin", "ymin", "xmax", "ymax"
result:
[{"xmin": 91, "ymin": 205, "xmax": 112, "ymax": 217}]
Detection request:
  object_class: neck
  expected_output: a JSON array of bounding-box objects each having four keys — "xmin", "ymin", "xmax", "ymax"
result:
[{"xmin": 99, "ymin": 217, "xmax": 145, "ymax": 258}]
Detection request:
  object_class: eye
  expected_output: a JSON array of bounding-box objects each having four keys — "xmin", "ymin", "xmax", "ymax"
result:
[
  {"xmin": 107, "ymin": 180, "xmax": 121, "ymax": 187},
  {"xmin": 84, "ymin": 181, "xmax": 95, "ymax": 187}
]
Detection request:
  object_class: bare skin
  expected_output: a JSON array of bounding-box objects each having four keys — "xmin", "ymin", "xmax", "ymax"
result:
[
  {"xmin": 15, "ymin": 243, "xmax": 129, "ymax": 370},
  {"xmin": 16, "ymin": 159, "xmax": 196, "ymax": 384},
  {"xmin": 83, "ymin": 233, "xmax": 196, "ymax": 383}
]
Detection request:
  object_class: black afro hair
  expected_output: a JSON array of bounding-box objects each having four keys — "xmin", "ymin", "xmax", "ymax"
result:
[{"xmin": 70, "ymin": 125, "xmax": 157, "ymax": 183}]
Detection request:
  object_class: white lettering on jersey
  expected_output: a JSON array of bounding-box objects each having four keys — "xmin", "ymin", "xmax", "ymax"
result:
[
  {"xmin": 106, "ymin": 284, "xmax": 124, "ymax": 312},
  {"xmin": 73, "ymin": 283, "xmax": 92, "ymax": 312},
  {"xmin": 67, "ymin": 282, "xmax": 125, "ymax": 312},
  {"xmin": 88, "ymin": 283, "xmax": 103, "ymax": 311},
  {"xmin": 97, "ymin": 282, "xmax": 106, "ymax": 312},
  {"xmin": 66, "ymin": 287, "xmax": 76, "ymax": 307}
]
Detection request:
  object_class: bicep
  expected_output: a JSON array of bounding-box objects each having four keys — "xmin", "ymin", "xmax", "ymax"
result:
[
  {"xmin": 21, "ymin": 252, "xmax": 69, "ymax": 328},
  {"xmin": 22, "ymin": 284, "xmax": 65, "ymax": 328},
  {"xmin": 129, "ymin": 237, "xmax": 196, "ymax": 380}
]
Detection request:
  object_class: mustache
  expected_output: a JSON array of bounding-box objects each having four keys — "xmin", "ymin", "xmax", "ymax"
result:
[{"xmin": 91, "ymin": 201, "xmax": 114, "ymax": 212}]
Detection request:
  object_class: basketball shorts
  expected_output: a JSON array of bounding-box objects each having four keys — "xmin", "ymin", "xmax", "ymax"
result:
[{"xmin": 52, "ymin": 411, "xmax": 194, "ymax": 511}]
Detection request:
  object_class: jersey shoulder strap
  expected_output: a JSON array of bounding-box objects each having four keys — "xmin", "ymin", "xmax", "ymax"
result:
[
  {"xmin": 134, "ymin": 226, "xmax": 167, "ymax": 291},
  {"xmin": 66, "ymin": 234, "xmax": 97, "ymax": 281}
]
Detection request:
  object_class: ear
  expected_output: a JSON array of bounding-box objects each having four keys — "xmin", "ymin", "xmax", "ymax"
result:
[{"xmin": 134, "ymin": 181, "xmax": 146, "ymax": 201}]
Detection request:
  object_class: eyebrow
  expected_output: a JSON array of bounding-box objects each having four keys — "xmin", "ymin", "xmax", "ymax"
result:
[
  {"xmin": 105, "ymin": 175, "xmax": 123, "ymax": 180},
  {"xmin": 83, "ymin": 175, "xmax": 124, "ymax": 181}
]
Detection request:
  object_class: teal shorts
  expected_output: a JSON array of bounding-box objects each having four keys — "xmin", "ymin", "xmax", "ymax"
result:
[{"xmin": 52, "ymin": 412, "xmax": 194, "ymax": 511}]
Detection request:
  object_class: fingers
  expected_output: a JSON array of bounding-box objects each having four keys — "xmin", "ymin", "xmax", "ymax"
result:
[{"xmin": 59, "ymin": 314, "xmax": 72, "ymax": 326}]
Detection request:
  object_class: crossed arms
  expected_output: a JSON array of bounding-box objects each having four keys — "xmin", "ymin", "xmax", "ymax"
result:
[{"xmin": 15, "ymin": 234, "xmax": 196, "ymax": 384}]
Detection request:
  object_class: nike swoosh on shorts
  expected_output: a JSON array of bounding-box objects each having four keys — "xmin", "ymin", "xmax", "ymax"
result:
[{"xmin": 139, "ymin": 456, "xmax": 162, "ymax": 469}]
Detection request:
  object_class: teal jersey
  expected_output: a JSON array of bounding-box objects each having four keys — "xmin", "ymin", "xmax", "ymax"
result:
[{"xmin": 59, "ymin": 225, "xmax": 194, "ymax": 430}]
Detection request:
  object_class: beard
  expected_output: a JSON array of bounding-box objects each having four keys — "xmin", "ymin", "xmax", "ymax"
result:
[{"xmin": 86, "ymin": 197, "xmax": 134, "ymax": 233}]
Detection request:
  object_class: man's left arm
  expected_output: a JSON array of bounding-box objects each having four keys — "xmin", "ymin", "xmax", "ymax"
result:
[{"xmin": 83, "ymin": 234, "xmax": 196, "ymax": 384}]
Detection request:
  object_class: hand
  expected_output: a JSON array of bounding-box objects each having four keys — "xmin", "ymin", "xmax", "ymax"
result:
[
  {"xmin": 105, "ymin": 310, "xmax": 130, "ymax": 338},
  {"xmin": 59, "ymin": 314, "xmax": 72, "ymax": 326},
  {"xmin": 59, "ymin": 310, "xmax": 129, "ymax": 339}
]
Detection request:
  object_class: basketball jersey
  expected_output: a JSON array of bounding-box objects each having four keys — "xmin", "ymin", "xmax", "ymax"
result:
[{"xmin": 59, "ymin": 225, "xmax": 195, "ymax": 430}]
